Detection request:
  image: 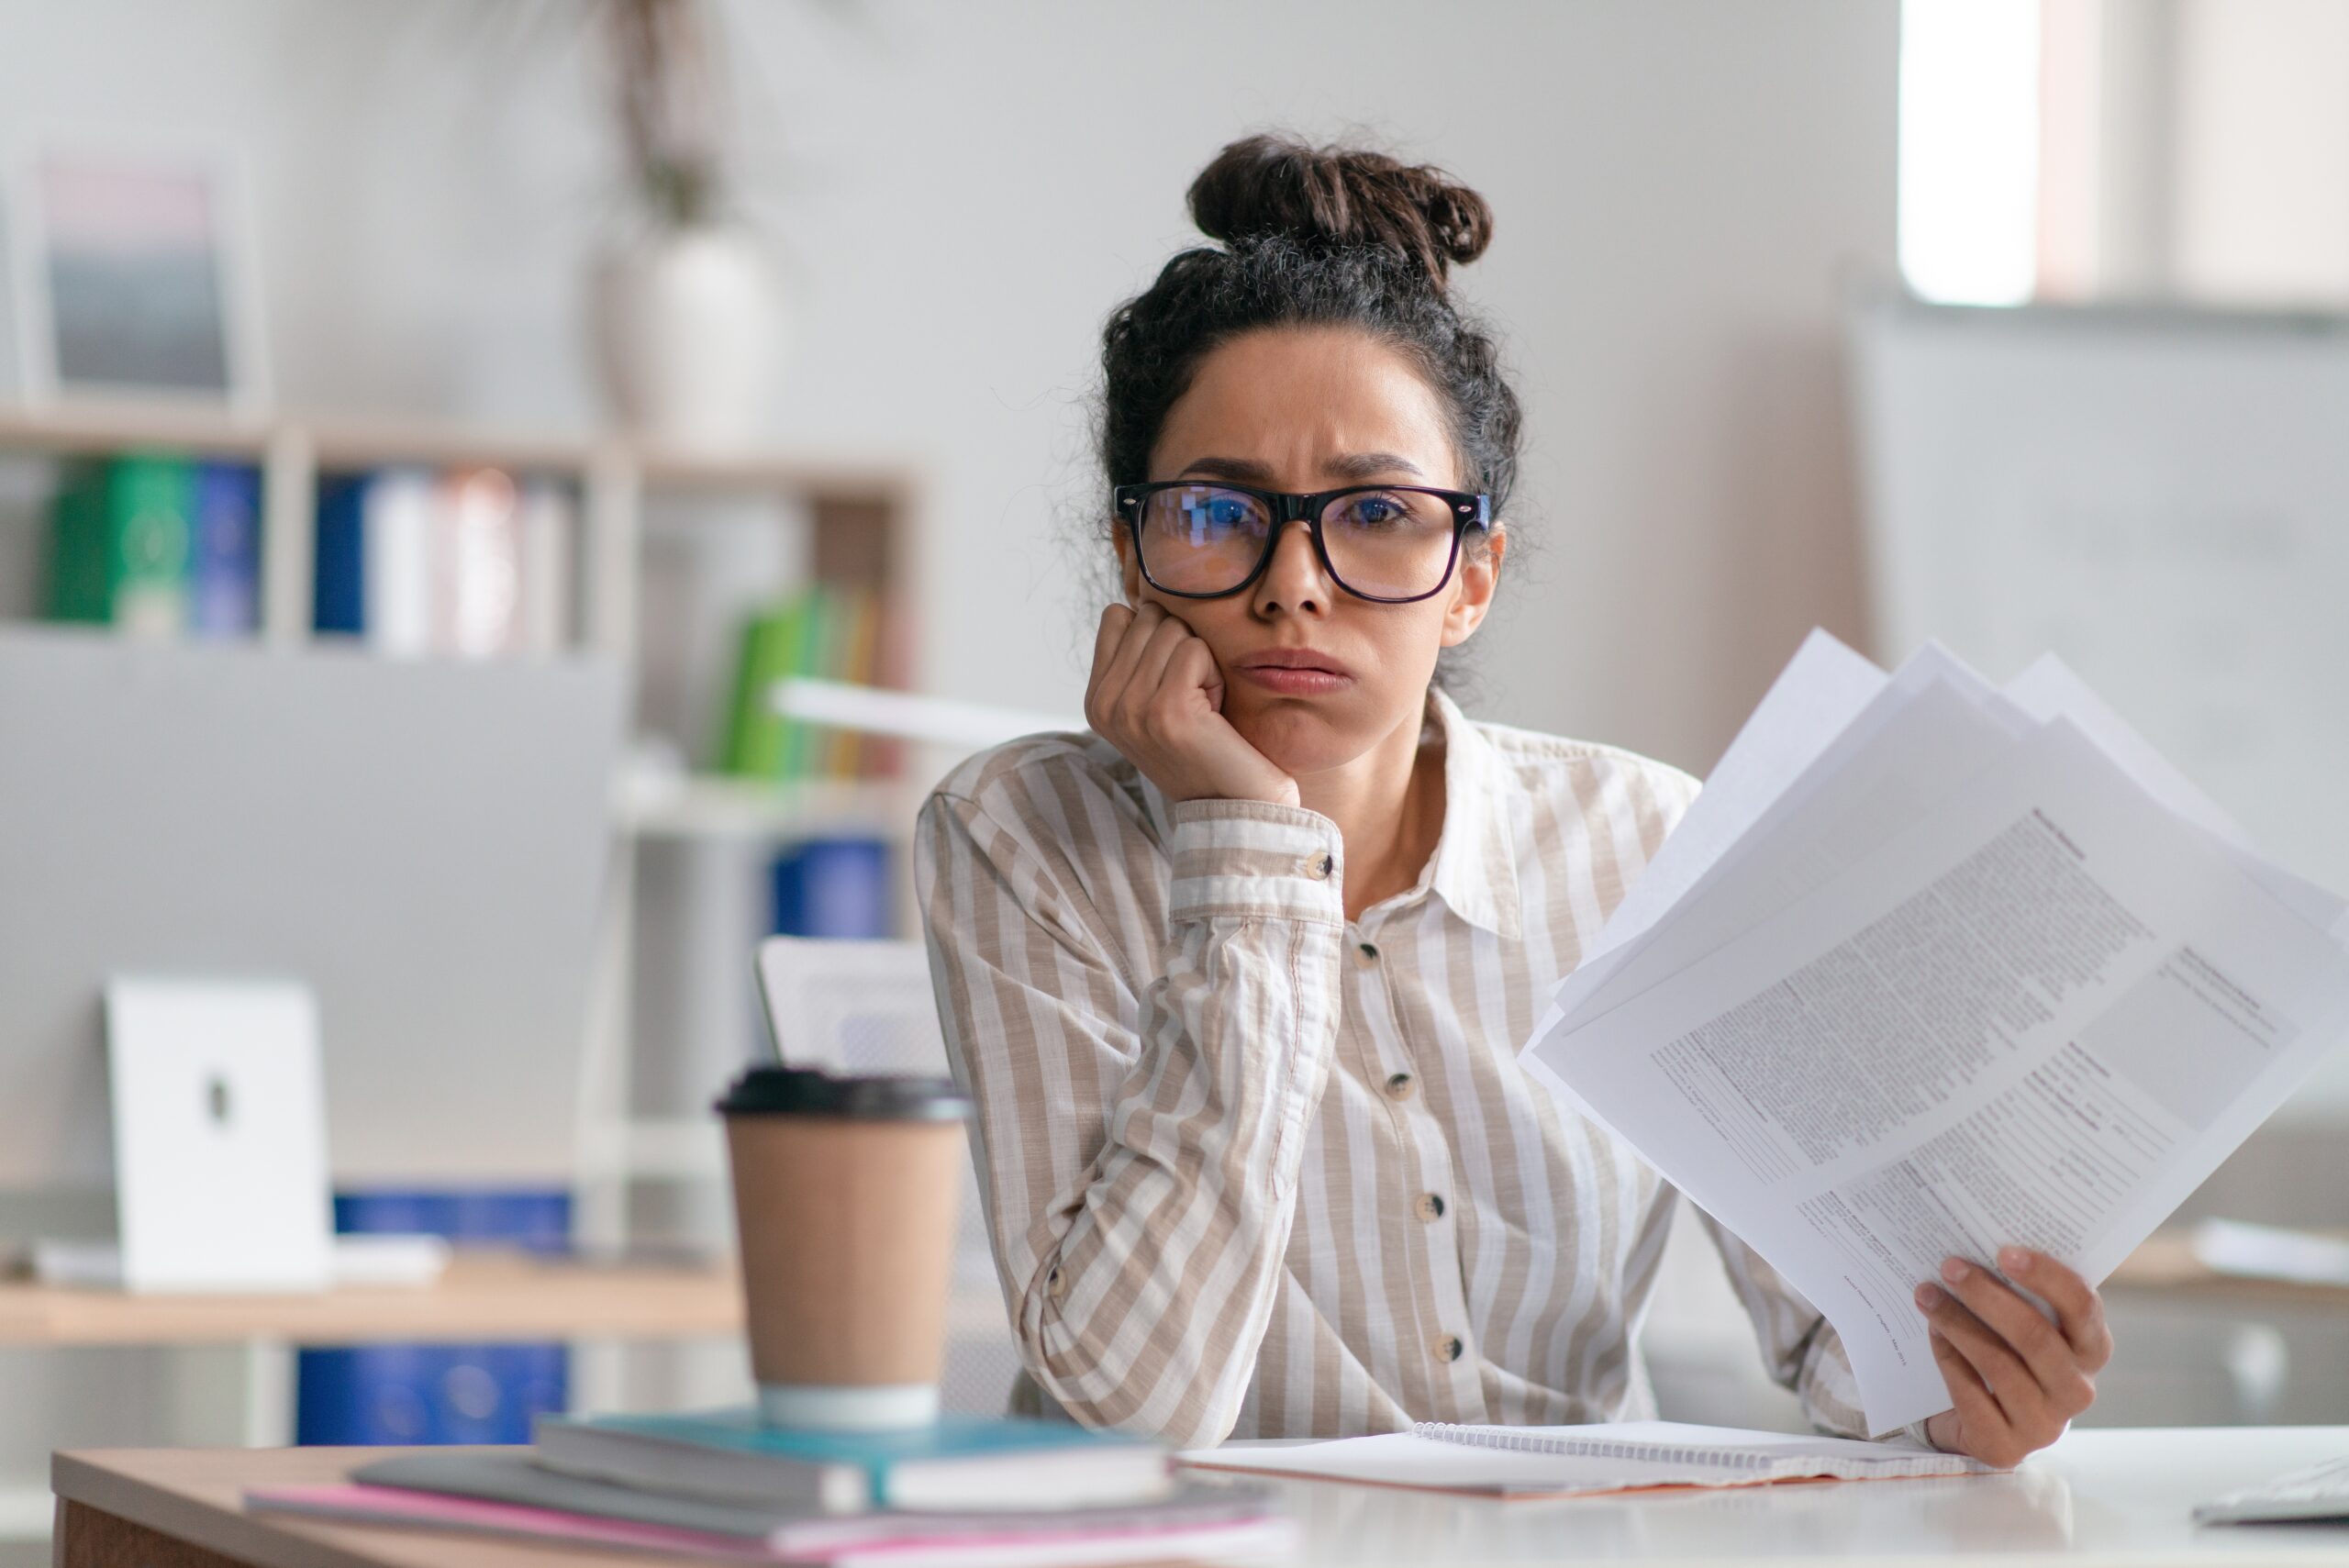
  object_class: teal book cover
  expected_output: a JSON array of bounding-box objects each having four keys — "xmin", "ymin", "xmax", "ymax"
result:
[{"xmin": 544, "ymin": 1408, "xmax": 1151, "ymax": 1473}]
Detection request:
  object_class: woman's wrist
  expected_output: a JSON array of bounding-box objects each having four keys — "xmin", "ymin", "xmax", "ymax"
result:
[{"xmin": 1166, "ymin": 801, "xmax": 1345, "ymax": 927}]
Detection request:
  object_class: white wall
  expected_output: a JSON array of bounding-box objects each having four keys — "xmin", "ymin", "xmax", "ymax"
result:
[
  {"xmin": 0, "ymin": 0, "xmax": 1897, "ymax": 774},
  {"xmin": 2171, "ymin": 0, "xmax": 2349, "ymax": 304},
  {"xmin": 2077, "ymin": 0, "xmax": 2349, "ymax": 308}
]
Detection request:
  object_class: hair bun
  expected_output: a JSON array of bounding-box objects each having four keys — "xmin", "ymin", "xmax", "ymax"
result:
[{"xmin": 1187, "ymin": 133, "xmax": 1494, "ymax": 290}]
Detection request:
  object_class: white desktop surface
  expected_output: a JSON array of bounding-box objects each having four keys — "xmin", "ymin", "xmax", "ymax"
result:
[{"xmin": 1189, "ymin": 1427, "xmax": 2349, "ymax": 1564}]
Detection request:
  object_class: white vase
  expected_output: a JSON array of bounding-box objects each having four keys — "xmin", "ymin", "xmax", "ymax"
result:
[{"xmin": 592, "ymin": 225, "xmax": 786, "ymax": 450}]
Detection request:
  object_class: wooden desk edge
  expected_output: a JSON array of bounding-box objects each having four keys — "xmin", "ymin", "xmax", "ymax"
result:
[
  {"xmin": 2105, "ymin": 1229, "xmax": 2349, "ymax": 1308},
  {"xmin": 0, "ymin": 1255, "xmax": 748, "ymax": 1348},
  {"xmin": 52, "ymin": 1448, "xmax": 382, "ymax": 1568}
]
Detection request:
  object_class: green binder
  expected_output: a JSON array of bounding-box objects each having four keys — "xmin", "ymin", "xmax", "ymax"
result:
[{"xmin": 46, "ymin": 455, "xmax": 195, "ymax": 635}]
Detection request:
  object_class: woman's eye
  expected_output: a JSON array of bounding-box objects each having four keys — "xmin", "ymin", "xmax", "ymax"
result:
[{"xmin": 1341, "ymin": 495, "xmax": 1406, "ymax": 527}]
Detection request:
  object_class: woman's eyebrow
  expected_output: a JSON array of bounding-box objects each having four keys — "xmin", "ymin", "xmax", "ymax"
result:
[{"xmin": 1174, "ymin": 452, "xmax": 1429, "ymax": 484}]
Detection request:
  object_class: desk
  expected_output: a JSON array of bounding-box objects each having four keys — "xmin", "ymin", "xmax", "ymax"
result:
[
  {"xmin": 2109, "ymin": 1232, "xmax": 2349, "ymax": 1316},
  {"xmin": 48, "ymin": 1427, "xmax": 2349, "ymax": 1566},
  {"xmin": 0, "ymin": 1252, "xmax": 746, "ymax": 1347}
]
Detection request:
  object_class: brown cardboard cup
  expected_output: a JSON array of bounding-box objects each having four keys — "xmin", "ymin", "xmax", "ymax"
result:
[{"xmin": 717, "ymin": 1066, "xmax": 971, "ymax": 1430}]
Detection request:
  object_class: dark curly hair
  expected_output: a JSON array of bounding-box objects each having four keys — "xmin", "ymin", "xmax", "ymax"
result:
[{"xmin": 1092, "ymin": 134, "xmax": 1524, "ymax": 689}]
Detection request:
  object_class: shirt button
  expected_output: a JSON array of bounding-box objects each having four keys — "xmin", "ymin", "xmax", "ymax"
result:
[
  {"xmin": 1435, "ymin": 1334, "xmax": 1465, "ymax": 1363},
  {"xmin": 1354, "ymin": 941, "xmax": 1379, "ymax": 966},
  {"xmin": 1301, "ymin": 851, "xmax": 1336, "ymax": 881},
  {"xmin": 1383, "ymin": 1072, "xmax": 1416, "ymax": 1101},
  {"xmin": 1414, "ymin": 1193, "xmax": 1447, "ymax": 1222}
]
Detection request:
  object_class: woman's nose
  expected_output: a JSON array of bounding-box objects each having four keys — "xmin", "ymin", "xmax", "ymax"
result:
[{"xmin": 1252, "ymin": 517, "xmax": 1332, "ymax": 617}]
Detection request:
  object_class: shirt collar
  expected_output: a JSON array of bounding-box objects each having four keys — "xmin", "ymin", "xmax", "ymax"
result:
[{"xmin": 1425, "ymin": 686, "xmax": 1523, "ymax": 940}]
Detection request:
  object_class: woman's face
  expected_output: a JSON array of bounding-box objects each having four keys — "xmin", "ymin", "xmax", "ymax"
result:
[{"xmin": 1118, "ymin": 325, "xmax": 1504, "ymax": 778}]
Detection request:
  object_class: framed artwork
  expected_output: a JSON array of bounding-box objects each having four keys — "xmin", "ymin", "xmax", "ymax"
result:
[{"xmin": 8, "ymin": 139, "xmax": 269, "ymax": 410}]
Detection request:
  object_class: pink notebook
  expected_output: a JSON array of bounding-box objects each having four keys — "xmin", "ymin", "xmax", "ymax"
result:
[{"xmin": 245, "ymin": 1484, "xmax": 1294, "ymax": 1567}]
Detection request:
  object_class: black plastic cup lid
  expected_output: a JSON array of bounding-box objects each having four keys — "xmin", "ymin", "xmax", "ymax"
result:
[{"xmin": 716, "ymin": 1065, "xmax": 970, "ymax": 1122}]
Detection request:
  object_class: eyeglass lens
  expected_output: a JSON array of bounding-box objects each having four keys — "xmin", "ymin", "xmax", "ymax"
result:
[{"xmin": 1136, "ymin": 485, "xmax": 1459, "ymax": 599}]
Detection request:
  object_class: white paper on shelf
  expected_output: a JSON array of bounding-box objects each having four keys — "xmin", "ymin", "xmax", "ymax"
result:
[
  {"xmin": 1529, "ymin": 716, "xmax": 2349, "ymax": 1435},
  {"xmin": 2190, "ymin": 1218, "xmax": 2349, "ymax": 1287}
]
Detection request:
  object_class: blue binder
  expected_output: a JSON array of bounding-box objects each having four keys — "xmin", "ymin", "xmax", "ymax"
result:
[
  {"xmin": 771, "ymin": 838, "xmax": 893, "ymax": 939},
  {"xmin": 295, "ymin": 1190, "xmax": 570, "ymax": 1445}
]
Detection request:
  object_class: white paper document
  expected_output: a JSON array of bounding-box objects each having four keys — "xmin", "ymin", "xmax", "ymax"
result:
[
  {"xmin": 1180, "ymin": 1419, "xmax": 1987, "ymax": 1498},
  {"xmin": 1523, "ymin": 635, "xmax": 2349, "ymax": 1436}
]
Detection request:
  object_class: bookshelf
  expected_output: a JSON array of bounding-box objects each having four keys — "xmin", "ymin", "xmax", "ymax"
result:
[{"xmin": 0, "ymin": 400, "xmax": 923, "ymax": 1338}]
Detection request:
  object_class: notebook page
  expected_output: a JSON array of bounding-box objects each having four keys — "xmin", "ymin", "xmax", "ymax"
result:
[
  {"xmin": 1180, "ymin": 1421, "xmax": 1986, "ymax": 1497},
  {"xmin": 1414, "ymin": 1420, "xmax": 1988, "ymax": 1480}
]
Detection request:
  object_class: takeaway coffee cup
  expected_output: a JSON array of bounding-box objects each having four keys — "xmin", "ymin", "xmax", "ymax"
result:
[{"xmin": 716, "ymin": 1066, "xmax": 972, "ymax": 1430}]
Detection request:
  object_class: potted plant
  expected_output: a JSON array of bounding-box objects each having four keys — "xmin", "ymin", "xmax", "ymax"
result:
[{"xmin": 591, "ymin": 0, "xmax": 785, "ymax": 450}]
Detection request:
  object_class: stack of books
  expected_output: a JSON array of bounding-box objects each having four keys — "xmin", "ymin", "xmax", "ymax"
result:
[
  {"xmin": 721, "ymin": 583, "xmax": 900, "ymax": 783},
  {"xmin": 244, "ymin": 1406, "xmax": 1291, "ymax": 1565},
  {"xmin": 313, "ymin": 465, "xmax": 573, "ymax": 657},
  {"xmin": 47, "ymin": 454, "xmax": 261, "ymax": 639}
]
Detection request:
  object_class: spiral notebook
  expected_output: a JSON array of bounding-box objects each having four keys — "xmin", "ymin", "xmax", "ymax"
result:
[{"xmin": 1178, "ymin": 1420, "xmax": 1991, "ymax": 1500}]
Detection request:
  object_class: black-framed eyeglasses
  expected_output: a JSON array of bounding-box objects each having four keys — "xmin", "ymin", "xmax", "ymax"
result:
[{"xmin": 1113, "ymin": 481, "xmax": 1491, "ymax": 604}]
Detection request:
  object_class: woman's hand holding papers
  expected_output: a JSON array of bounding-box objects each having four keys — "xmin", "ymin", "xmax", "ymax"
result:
[{"xmin": 1916, "ymin": 1248, "xmax": 2112, "ymax": 1468}]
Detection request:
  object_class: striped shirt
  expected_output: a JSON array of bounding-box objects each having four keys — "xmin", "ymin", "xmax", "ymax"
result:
[{"xmin": 915, "ymin": 687, "xmax": 1882, "ymax": 1449}]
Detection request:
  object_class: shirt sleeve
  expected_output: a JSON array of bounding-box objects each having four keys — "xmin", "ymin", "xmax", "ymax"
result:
[
  {"xmin": 1699, "ymin": 1217, "xmax": 1942, "ymax": 1446},
  {"xmin": 915, "ymin": 780, "xmax": 1347, "ymax": 1448}
]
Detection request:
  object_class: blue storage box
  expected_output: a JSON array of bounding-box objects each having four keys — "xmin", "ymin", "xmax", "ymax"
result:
[
  {"xmin": 772, "ymin": 837, "xmax": 893, "ymax": 938},
  {"xmin": 294, "ymin": 1189, "xmax": 570, "ymax": 1445}
]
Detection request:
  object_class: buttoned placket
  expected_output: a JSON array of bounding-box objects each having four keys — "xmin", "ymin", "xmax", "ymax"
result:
[{"xmin": 1344, "ymin": 906, "xmax": 1482, "ymax": 1419}]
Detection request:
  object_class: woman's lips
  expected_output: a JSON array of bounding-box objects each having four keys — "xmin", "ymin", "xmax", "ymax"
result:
[{"xmin": 1233, "ymin": 656, "xmax": 1353, "ymax": 695}]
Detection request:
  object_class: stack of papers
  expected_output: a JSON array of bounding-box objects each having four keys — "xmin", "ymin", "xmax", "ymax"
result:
[{"xmin": 1522, "ymin": 631, "xmax": 2349, "ymax": 1436}]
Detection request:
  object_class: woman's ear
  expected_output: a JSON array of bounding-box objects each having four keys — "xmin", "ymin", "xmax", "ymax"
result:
[
  {"xmin": 1113, "ymin": 528, "xmax": 1144, "ymax": 605},
  {"xmin": 1439, "ymin": 526, "xmax": 1505, "ymax": 648}
]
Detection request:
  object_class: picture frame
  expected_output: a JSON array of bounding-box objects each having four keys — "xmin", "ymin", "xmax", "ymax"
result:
[{"xmin": 7, "ymin": 136, "xmax": 270, "ymax": 412}]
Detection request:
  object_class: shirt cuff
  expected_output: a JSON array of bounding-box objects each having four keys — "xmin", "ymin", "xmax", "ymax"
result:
[{"xmin": 1166, "ymin": 800, "xmax": 1345, "ymax": 926}]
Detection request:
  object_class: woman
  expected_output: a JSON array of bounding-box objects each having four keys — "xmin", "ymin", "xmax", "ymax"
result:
[{"xmin": 915, "ymin": 135, "xmax": 2110, "ymax": 1464}]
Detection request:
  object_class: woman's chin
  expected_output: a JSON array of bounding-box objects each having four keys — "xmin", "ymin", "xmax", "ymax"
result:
[{"xmin": 1231, "ymin": 710, "xmax": 1372, "ymax": 780}]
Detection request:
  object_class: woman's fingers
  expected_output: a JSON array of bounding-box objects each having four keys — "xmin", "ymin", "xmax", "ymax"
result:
[
  {"xmin": 1169, "ymin": 636, "xmax": 1227, "ymax": 713},
  {"xmin": 1090, "ymin": 603, "xmax": 1133, "ymax": 682},
  {"xmin": 1122, "ymin": 609, "xmax": 1204, "ymax": 723},
  {"xmin": 1085, "ymin": 601, "xmax": 1158, "ymax": 724},
  {"xmin": 1936, "ymin": 1259, "xmax": 2095, "ymax": 1413},
  {"xmin": 1914, "ymin": 1281, "xmax": 2037, "ymax": 1424},
  {"xmin": 2001, "ymin": 1249, "xmax": 2114, "ymax": 1373},
  {"xmin": 1927, "ymin": 1332, "xmax": 2020, "ymax": 1464}
]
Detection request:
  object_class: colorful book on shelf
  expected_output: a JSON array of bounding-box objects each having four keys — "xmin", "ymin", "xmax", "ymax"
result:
[
  {"xmin": 312, "ymin": 473, "xmax": 370, "ymax": 635},
  {"xmin": 720, "ymin": 583, "xmax": 907, "ymax": 784},
  {"xmin": 863, "ymin": 588, "xmax": 914, "ymax": 779},
  {"xmin": 723, "ymin": 595, "xmax": 807, "ymax": 779},
  {"xmin": 780, "ymin": 585, "xmax": 833, "ymax": 780},
  {"xmin": 532, "ymin": 1407, "xmax": 1170, "ymax": 1515},
  {"xmin": 187, "ymin": 462, "xmax": 262, "ymax": 639},
  {"xmin": 311, "ymin": 465, "xmax": 557, "ymax": 657},
  {"xmin": 828, "ymin": 585, "xmax": 881, "ymax": 779},
  {"xmin": 46, "ymin": 454, "xmax": 195, "ymax": 637}
]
